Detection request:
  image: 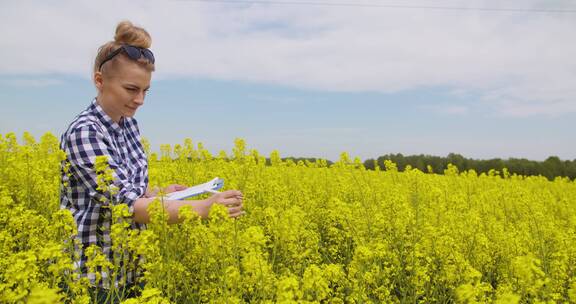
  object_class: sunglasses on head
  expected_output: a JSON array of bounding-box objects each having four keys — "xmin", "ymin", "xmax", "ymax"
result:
[{"xmin": 98, "ymin": 45, "xmax": 155, "ymax": 71}]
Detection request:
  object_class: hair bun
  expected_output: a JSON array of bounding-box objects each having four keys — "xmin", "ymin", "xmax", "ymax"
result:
[{"xmin": 114, "ymin": 20, "xmax": 152, "ymax": 49}]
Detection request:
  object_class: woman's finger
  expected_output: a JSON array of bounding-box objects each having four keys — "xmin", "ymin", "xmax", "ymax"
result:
[
  {"xmin": 217, "ymin": 197, "xmax": 242, "ymax": 207},
  {"xmin": 223, "ymin": 190, "xmax": 243, "ymax": 198},
  {"xmin": 229, "ymin": 203, "xmax": 245, "ymax": 216},
  {"xmin": 227, "ymin": 206, "xmax": 243, "ymax": 214},
  {"xmin": 228, "ymin": 211, "xmax": 246, "ymax": 218}
]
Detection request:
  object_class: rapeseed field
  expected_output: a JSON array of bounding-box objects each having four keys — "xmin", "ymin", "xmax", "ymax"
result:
[{"xmin": 1, "ymin": 132, "xmax": 575, "ymax": 303}]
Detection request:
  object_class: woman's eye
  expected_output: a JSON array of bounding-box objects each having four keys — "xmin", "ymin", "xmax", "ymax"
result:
[{"xmin": 126, "ymin": 87, "xmax": 137, "ymax": 92}]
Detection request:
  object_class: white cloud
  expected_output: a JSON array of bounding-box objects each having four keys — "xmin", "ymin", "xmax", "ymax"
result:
[{"xmin": 1, "ymin": 0, "xmax": 575, "ymax": 116}]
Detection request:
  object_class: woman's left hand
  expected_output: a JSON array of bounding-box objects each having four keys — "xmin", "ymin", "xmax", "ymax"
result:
[{"xmin": 164, "ymin": 184, "xmax": 188, "ymax": 194}]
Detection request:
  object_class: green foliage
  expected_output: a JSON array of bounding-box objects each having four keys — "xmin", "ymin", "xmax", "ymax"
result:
[{"xmin": 365, "ymin": 153, "xmax": 576, "ymax": 180}]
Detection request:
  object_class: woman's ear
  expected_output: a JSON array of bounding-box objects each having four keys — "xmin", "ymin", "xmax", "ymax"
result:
[{"xmin": 94, "ymin": 71, "xmax": 104, "ymax": 92}]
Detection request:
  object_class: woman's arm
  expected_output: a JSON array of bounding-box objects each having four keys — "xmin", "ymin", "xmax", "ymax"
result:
[
  {"xmin": 133, "ymin": 190, "xmax": 243, "ymax": 224},
  {"xmin": 133, "ymin": 197, "xmax": 213, "ymax": 224},
  {"xmin": 144, "ymin": 184, "xmax": 187, "ymax": 198}
]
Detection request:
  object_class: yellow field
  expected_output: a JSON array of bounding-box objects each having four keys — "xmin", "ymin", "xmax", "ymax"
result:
[{"xmin": 1, "ymin": 132, "xmax": 575, "ymax": 303}]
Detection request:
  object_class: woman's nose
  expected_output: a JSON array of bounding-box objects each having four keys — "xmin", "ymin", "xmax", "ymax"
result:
[{"xmin": 134, "ymin": 91, "xmax": 145, "ymax": 105}]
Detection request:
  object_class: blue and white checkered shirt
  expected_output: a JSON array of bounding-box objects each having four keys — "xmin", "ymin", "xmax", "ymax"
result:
[{"xmin": 60, "ymin": 98, "xmax": 148, "ymax": 289}]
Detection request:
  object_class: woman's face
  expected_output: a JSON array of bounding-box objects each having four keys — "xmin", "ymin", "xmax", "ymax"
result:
[{"xmin": 94, "ymin": 59, "xmax": 152, "ymax": 123}]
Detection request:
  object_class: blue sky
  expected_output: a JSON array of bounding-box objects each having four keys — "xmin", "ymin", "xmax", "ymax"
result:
[{"xmin": 1, "ymin": 1, "xmax": 575, "ymax": 161}]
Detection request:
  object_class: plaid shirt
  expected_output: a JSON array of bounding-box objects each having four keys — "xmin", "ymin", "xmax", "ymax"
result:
[{"xmin": 60, "ymin": 98, "xmax": 148, "ymax": 289}]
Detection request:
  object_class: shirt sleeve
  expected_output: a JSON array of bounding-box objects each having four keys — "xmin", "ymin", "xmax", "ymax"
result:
[{"xmin": 64, "ymin": 125, "xmax": 144, "ymax": 212}]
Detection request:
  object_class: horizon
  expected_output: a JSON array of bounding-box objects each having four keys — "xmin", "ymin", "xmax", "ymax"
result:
[{"xmin": 2, "ymin": 130, "xmax": 573, "ymax": 164}]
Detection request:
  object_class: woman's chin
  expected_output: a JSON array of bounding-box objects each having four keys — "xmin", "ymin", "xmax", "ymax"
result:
[{"xmin": 124, "ymin": 109, "xmax": 138, "ymax": 117}]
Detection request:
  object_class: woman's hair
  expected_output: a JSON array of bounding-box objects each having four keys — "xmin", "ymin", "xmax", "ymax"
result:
[{"xmin": 94, "ymin": 20, "xmax": 155, "ymax": 75}]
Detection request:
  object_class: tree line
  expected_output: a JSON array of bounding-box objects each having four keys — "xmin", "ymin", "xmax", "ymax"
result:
[
  {"xmin": 260, "ymin": 154, "xmax": 575, "ymax": 181},
  {"xmin": 363, "ymin": 153, "xmax": 576, "ymax": 180}
]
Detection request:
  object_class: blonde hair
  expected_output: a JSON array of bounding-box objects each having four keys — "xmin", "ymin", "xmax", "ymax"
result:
[{"xmin": 94, "ymin": 21, "xmax": 155, "ymax": 75}]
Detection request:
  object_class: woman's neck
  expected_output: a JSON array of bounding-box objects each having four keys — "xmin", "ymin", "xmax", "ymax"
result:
[{"xmin": 96, "ymin": 95, "xmax": 122, "ymax": 124}]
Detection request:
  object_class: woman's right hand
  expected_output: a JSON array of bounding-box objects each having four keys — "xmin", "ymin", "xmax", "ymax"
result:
[{"xmin": 209, "ymin": 190, "xmax": 244, "ymax": 218}]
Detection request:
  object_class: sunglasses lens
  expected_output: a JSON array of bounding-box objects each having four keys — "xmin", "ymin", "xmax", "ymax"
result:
[
  {"xmin": 123, "ymin": 45, "xmax": 155, "ymax": 64},
  {"xmin": 142, "ymin": 49, "xmax": 155, "ymax": 64},
  {"xmin": 123, "ymin": 45, "xmax": 142, "ymax": 61}
]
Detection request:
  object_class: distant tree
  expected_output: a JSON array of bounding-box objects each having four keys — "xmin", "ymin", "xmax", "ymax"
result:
[{"xmin": 543, "ymin": 156, "xmax": 562, "ymax": 179}]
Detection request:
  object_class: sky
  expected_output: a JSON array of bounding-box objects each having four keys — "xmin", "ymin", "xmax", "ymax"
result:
[{"xmin": 1, "ymin": 0, "xmax": 575, "ymax": 162}]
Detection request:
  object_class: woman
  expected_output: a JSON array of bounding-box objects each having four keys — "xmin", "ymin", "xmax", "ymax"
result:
[{"xmin": 59, "ymin": 21, "xmax": 244, "ymax": 302}]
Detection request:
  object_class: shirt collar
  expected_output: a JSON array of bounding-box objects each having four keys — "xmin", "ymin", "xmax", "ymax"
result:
[{"xmin": 90, "ymin": 98, "xmax": 124, "ymax": 135}]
